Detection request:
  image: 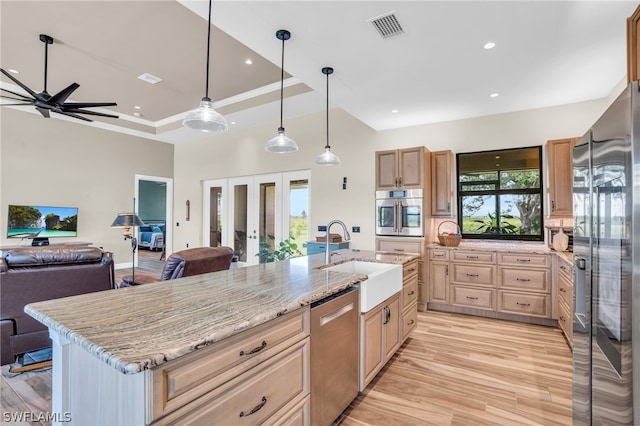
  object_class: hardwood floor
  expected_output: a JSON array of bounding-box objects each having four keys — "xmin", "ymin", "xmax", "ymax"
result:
[
  {"xmin": 338, "ymin": 311, "xmax": 572, "ymax": 426},
  {"xmin": 114, "ymin": 247, "xmax": 166, "ymax": 286},
  {"xmin": 0, "ymin": 289, "xmax": 572, "ymax": 425}
]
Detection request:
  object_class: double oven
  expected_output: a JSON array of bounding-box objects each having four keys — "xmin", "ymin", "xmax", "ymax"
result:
[{"xmin": 375, "ymin": 189, "xmax": 423, "ymax": 237}]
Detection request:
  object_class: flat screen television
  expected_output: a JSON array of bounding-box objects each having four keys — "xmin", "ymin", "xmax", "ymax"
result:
[{"xmin": 7, "ymin": 205, "xmax": 78, "ymax": 244}]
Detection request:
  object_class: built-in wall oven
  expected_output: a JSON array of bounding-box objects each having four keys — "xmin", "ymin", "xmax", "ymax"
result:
[{"xmin": 375, "ymin": 189, "xmax": 423, "ymax": 237}]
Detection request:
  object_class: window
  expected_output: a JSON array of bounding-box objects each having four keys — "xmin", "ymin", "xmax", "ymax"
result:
[{"xmin": 457, "ymin": 146, "xmax": 543, "ymax": 241}]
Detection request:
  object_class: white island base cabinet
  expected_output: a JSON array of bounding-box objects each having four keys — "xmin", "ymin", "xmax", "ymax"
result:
[{"xmin": 48, "ymin": 307, "xmax": 310, "ymax": 426}]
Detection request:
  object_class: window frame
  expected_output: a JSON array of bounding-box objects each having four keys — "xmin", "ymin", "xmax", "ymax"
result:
[{"xmin": 456, "ymin": 146, "xmax": 544, "ymax": 242}]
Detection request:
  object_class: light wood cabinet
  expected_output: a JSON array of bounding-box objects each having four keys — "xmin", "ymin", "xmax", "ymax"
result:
[
  {"xmin": 151, "ymin": 308, "xmax": 310, "ymax": 424},
  {"xmin": 628, "ymin": 4, "xmax": 640, "ymax": 83},
  {"xmin": 359, "ymin": 292, "xmax": 400, "ymax": 391},
  {"xmin": 547, "ymin": 138, "xmax": 579, "ymax": 217},
  {"xmin": 431, "ymin": 150, "xmax": 454, "ymax": 217},
  {"xmin": 400, "ymin": 259, "xmax": 419, "ymax": 342},
  {"xmin": 556, "ymin": 256, "xmax": 574, "ymax": 349},
  {"xmin": 375, "ymin": 146, "xmax": 429, "ymax": 190},
  {"xmin": 427, "ymin": 247, "xmax": 554, "ymax": 325},
  {"xmin": 376, "ymin": 237, "xmax": 427, "ymax": 311}
]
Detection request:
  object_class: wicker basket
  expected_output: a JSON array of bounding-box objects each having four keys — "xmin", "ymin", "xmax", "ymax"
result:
[{"xmin": 437, "ymin": 220, "xmax": 462, "ymax": 247}]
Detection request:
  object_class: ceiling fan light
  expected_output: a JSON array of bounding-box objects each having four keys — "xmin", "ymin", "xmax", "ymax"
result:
[
  {"xmin": 183, "ymin": 98, "xmax": 228, "ymax": 132},
  {"xmin": 315, "ymin": 147, "xmax": 340, "ymax": 166},
  {"xmin": 265, "ymin": 127, "xmax": 298, "ymax": 153}
]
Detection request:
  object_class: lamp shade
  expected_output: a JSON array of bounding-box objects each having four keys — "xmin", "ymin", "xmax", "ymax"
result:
[
  {"xmin": 265, "ymin": 127, "xmax": 298, "ymax": 153},
  {"xmin": 315, "ymin": 147, "xmax": 340, "ymax": 166},
  {"xmin": 183, "ymin": 98, "xmax": 228, "ymax": 133},
  {"xmin": 111, "ymin": 213, "xmax": 145, "ymax": 228}
]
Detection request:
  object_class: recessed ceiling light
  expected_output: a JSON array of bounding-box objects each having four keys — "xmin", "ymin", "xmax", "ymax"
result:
[
  {"xmin": 137, "ymin": 73, "xmax": 162, "ymax": 85},
  {"xmin": 134, "ymin": 105, "xmax": 141, "ymax": 110},
  {"xmin": 245, "ymin": 59, "xmax": 253, "ymax": 65},
  {"xmin": 8, "ymin": 69, "xmax": 19, "ymax": 74},
  {"xmin": 230, "ymin": 121, "xmax": 236, "ymax": 125},
  {"xmin": 133, "ymin": 112, "xmax": 143, "ymax": 117},
  {"xmin": 391, "ymin": 109, "xmax": 399, "ymax": 113},
  {"xmin": 490, "ymin": 93, "xmax": 499, "ymax": 98},
  {"xmin": 484, "ymin": 42, "xmax": 496, "ymax": 50}
]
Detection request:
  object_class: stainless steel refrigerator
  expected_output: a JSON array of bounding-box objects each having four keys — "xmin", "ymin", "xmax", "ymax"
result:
[{"xmin": 572, "ymin": 80, "xmax": 640, "ymax": 425}]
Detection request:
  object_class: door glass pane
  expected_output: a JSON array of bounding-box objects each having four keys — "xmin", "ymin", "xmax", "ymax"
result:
[
  {"xmin": 378, "ymin": 205, "xmax": 395, "ymax": 228},
  {"xmin": 259, "ymin": 182, "xmax": 276, "ymax": 263},
  {"xmin": 402, "ymin": 205, "xmax": 421, "ymax": 228},
  {"xmin": 289, "ymin": 180, "xmax": 308, "ymax": 255},
  {"xmin": 234, "ymin": 185, "xmax": 248, "ymax": 262},
  {"xmin": 209, "ymin": 187, "xmax": 222, "ymax": 247}
]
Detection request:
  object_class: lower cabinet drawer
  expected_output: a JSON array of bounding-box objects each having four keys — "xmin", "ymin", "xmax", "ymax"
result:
[
  {"xmin": 401, "ymin": 304, "xmax": 418, "ymax": 342},
  {"xmin": 498, "ymin": 291, "xmax": 550, "ymax": 318},
  {"xmin": 402, "ymin": 278, "xmax": 418, "ymax": 310},
  {"xmin": 154, "ymin": 339, "xmax": 309, "ymax": 425},
  {"xmin": 450, "ymin": 285, "xmax": 495, "ymax": 310},
  {"xmin": 499, "ymin": 267, "xmax": 549, "ymax": 292},
  {"xmin": 451, "ymin": 264, "xmax": 495, "ymax": 287},
  {"xmin": 558, "ymin": 298, "xmax": 573, "ymax": 348},
  {"xmin": 152, "ymin": 308, "xmax": 309, "ymax": 420}
]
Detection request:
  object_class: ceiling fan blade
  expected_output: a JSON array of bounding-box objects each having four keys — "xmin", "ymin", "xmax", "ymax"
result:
[
  {"xmin": 48, "ymin": 82, "xmax": 80, "ymax": 105},
  {"xmin": 0, "ymin": 68, "xmax": 40, "ymax": 99},
  {"xmin": 36, "ymin": 106, "xmax": 50, "ymax": 118},
  {"xmin": 1, "ymin": 94, "xmax": 34, "ymax": 103},
  {"xmin": 0, "ymin": 102, "xmax": 35, "ymax": 106},
  {"xmin": 61, "ymin": 108, "xmax": 119, "ymax": 119},
  {"xmin": 1, "ymin": 87, "xmax": 34, "ymax": 102},
  {"xmin": 62, "ymin": 101, "xmax": 117, "ymax": 108},
  {"xmin": 52, "ymin": 109, "xmax": 93, "ymax": 122}
]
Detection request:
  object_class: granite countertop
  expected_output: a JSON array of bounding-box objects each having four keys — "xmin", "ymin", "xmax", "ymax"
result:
[
  {"xmin": 427, "ymin": 241, "xmax": 573, "ymax": 264},
  {"xmin": 25, "ymin": 249, "xmax": 418, "ymax": 375}
]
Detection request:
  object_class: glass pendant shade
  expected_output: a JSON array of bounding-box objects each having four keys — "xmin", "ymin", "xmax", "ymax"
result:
[
  {"xmin": 183, "ymin": 97, "xmax": 228, "ymax": 132},
  {"xmin": 265, "ymin": 127, "xmax": 298, "ymax": 153},
  {"xmin": 315, "ymin": 147, "xmax": 340, "ymax": 165}
]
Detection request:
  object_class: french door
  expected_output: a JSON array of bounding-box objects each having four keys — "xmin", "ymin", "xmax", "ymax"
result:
[{"xmin": 203, "ymin": 171, "xmax": 310, "ymax": 267}]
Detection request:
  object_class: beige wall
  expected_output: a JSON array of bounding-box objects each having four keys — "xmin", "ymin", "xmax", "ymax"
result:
[
  {"xmin": 173, "ymin": 95, "xmax": 612, "ymax": 252},
  {"xmin": 0, "ymin": 108, "xmax": 174, "ymax": 265}
]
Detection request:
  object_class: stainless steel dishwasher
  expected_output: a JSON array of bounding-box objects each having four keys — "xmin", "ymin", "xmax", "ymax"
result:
[{"xmin": 310, "ymin": 285, "xmax": 359, "ymax": 425}]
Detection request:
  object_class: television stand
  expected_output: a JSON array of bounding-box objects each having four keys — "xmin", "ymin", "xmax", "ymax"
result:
[{"xmin": 31, "ymin": 238, "xmax": 50, "ymax": 246}]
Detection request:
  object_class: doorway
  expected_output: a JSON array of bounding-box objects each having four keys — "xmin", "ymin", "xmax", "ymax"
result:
[{"xmin": 135, "ymin": 175, "xmax": 173, "ymax": 263}]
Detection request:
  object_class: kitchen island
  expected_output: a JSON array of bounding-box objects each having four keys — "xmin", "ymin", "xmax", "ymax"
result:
[{"xmin": 25, "ymin": 249, "xmax": 418, "ymax": 425}]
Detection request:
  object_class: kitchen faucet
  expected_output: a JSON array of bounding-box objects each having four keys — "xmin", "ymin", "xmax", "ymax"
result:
[{"xmin": 325, "ymin": 220, "xmax": 351, "ymax": 264}]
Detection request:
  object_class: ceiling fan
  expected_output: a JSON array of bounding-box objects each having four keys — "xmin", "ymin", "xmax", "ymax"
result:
[{"xmin": 0, "ymin": 34, "xmax": 118, "ymax": 122}]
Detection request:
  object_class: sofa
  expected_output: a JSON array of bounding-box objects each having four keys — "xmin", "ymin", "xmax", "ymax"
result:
[
  {"xmin": 121, "ymin": 246, "xmax": 234, "ymax": 286},
  {"xmin": 0, "ymin": 246, "xmax": 115, "ymax": 365}
]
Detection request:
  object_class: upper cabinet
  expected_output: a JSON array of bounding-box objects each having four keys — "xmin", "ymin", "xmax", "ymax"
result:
[
  {"xmin": 546, "ymin": 137, "xmax": 579, "ymax": 217},
  {"xmin": 376, "ymin": 147, "xmax": 429, "ymax": 190},
  {"xmin": 627, "ymin": 4, "xmax": 640, "ymax": 83},
  {"xmin": 431, "ymin": 150, "xmax": 454, "ymax": 217}
]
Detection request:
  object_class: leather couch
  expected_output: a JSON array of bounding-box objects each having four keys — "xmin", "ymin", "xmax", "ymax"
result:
[
  {"xmin": 121, "ymin": 246, "xmax": 234, "ymax": 286},
  {"xmin": 0, "ymin": 246, "xmax": 114, "ymax": 365}
]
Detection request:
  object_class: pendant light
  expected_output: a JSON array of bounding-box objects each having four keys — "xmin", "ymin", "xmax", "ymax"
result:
[
  {"xmin": 314, "ymin": 67, "xmax": 340, "ymax": 166},
  {"xmin": 183, "ymin": 0, "xmax": 228, "ymax": 132},
  {"xmin": 265, "ymin": 29, "xmax": 298, "ymax": 153}
]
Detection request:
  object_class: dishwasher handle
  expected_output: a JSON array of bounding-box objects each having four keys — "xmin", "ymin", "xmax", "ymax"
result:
[{"xmin": 319, "ymin": 302, "xmax": 354, "ymax": 326}]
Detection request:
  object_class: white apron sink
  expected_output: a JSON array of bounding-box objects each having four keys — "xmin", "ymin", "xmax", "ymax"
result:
[{"xmin": 325, "ymin": 261, "xmax": 402, "ymax": 312}]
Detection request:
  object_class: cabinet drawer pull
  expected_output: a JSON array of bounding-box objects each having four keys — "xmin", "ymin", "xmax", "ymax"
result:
[
  {"xmin": 466, "ymin": 255, "xmax": 479, "ymax": 259},
  {"xmin": 466, "ymin": 296, "xmax": 479, "ymax": 300},
  {"xmin": 516, "ymin": 258, "xmax": 531, "ymax": 262},
  {"xmin": 394, "ymin": 248, "xmax": 405, "ymax": 252},
  {"xmin": 516, "ymin": 278, "xmax": 531, "ymax": 282},
  {"xmin": 466, "ymin": 273, "xmax": 479, "ymax": 277},
  {"xmin": 408, "ymin": 290, "xmax": 415, "ymax": 296},
  {"xmin": 239, "ymin": 341, "xmax": 267, "ymax": 357},
  {"xmin": 239, "ymin": 396, "xmax": 267, "ymax": 418},
  {"xmin": 434, "ymin": 253, "xmax": 445, "ymax": 257},
  {"xmin": 559, "ymin": 287, "xmax": 566, "ymax": 292},
  {"xmin": 516, "ymin": 302, "xmax": 531, "ymax": 307},
  {"xmin": 407, "ymin": 267, "xmax": 416, "ymax": 272}
]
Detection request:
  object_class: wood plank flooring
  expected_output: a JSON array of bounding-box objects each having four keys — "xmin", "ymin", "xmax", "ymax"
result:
[{"xmin": 1, "ymin": 253, "xmax": 572, "ymax": 425}]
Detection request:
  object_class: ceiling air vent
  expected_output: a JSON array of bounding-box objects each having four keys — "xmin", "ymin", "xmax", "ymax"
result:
[{"xmin": 368, "ymin": 11, "xmax": 404, "ymax": 39}]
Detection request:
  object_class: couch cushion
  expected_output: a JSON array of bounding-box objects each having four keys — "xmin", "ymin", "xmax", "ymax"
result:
[{"xmin": 4, "ymin": 246, "xmax": 104, "ymax": 268}]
